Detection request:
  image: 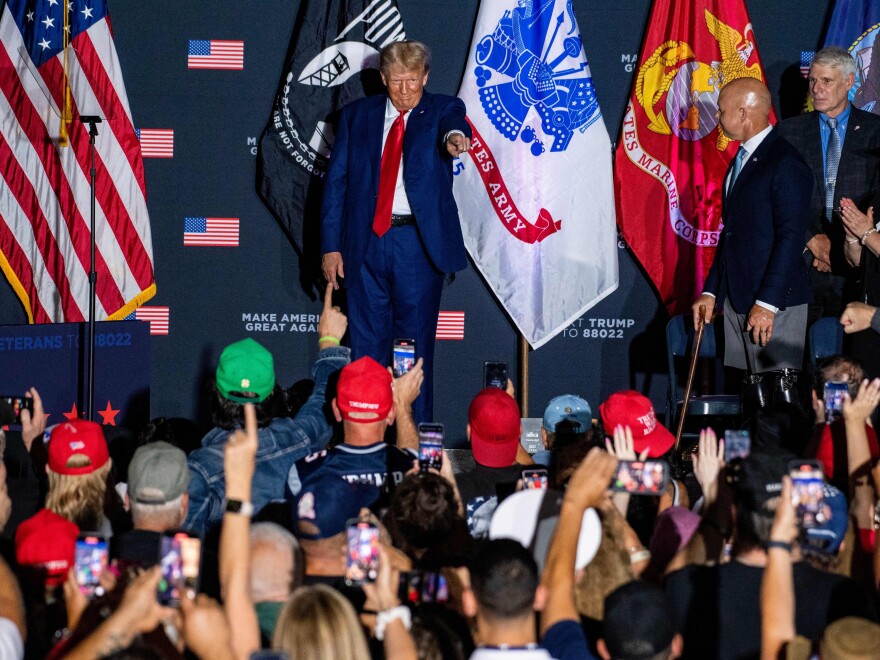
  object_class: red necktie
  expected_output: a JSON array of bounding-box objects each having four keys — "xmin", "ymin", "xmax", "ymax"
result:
[{"xmin": 372, "ymin": 110, "xmax": 406, "ymax": 237}]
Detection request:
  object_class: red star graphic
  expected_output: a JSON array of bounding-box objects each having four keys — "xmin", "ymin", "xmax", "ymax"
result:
[
  {"xmin": 98, "ymin": 401, "xmax": 120, "ymax": 426},
  {"xmin": 62, "ymin": 403, "xmax": 78, "ymax": 420}
]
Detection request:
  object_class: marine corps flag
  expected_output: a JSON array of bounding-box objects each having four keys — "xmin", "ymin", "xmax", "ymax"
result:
[
  {"xmin": 615, "ymin": 0, "xmax": 774, "ymax": 316},
  {"xmin": 257, "ymin": 0, "xmax": 405, "ymax": 255}
]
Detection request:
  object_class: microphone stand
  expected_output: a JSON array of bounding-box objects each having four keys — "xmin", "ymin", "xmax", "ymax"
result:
[{"xmin": 80, "ymin": 115, "xmax": 102, "ymax": 422}]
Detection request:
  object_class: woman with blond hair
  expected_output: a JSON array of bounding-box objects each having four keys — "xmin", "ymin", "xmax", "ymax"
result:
[
  {"xmin": 44, "ymin": 420, "xmax": 113, "ymax": 534},
  {"xmin": 272, "ymin": 584, "xmax": 370, "ymax": 660}
]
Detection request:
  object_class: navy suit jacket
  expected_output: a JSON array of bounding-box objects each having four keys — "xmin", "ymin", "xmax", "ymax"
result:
[
  {"xmin": 703, "ymin": 129, "xmax": 814, "ymax": 314},
  {"xmin": 776, "ymin": 106, "xmax": 880, "ymax": 241},
  {"xmin": 320, "ymin": 91, "xmax": 470, "ymax": 287}
]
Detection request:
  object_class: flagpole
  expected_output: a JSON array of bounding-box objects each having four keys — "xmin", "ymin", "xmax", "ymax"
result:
[{"xmin": 519, "ymin": 335, "xmax": 529, "ymax": 417}]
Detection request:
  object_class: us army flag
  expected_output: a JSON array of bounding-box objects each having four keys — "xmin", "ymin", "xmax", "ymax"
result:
[
  {"xmin": 615, "ymin": 0, "xmax": 773, "ymax": 316},
  {"xmin": 454, "ymin": 0, "xmax": 619, "ymax": 349}
]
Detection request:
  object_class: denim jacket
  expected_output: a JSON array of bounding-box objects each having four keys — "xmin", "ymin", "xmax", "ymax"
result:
[{"xmin": 184, "ymin": 346, "xmax": 350, "ymax": 533}]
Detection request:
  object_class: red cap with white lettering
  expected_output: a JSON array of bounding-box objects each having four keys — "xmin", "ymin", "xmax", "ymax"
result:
[
  {"xmin": 336, "ymin": 357, "xmax": 393, "ymax": 423},
  {"xmin": 599, "ymin": 390, "xmax": 675, "ymax": 458}
]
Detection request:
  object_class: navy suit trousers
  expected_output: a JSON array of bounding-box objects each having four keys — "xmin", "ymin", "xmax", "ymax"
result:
[{"xmin": 347, "ymin": 225, "xmax": 444, "ymax": 424}]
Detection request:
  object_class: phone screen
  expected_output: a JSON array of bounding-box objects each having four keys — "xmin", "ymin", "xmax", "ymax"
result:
[
  {"xmin": 823, "ymin": 381, "xmax": 847, "ymax": 424},
  {"xmin": 483, "ymin": 361, "xmax": 508, "ymax": 389},
  {"xmin": 418, "ymin": 423, "xmax": 444, "ymax": 472},
  {"xmin": 724, "ymin": 430, "xmax": 751, "ymax": 462},
  {"xmin": 75, "ymin": 536, "xmax": 108, "ymax": 598},
  {"xmin": 405, "ymin": 571, "xmax": 449, "ymax": 604},
  {"xmin": 610, "ymin": 460, "xmax": 670, "ymax": 494},
  {"xmin": 790, "ymin": 461, "xmax": 826, "ymax": 529},
  {"xmin": 392, "ymin": 339, "xmax": 416, "ymax": 378},
  {"xmin": 0, "ymin": 395, "xmax": 33, "ymax": 425},
  {"xmin": 345, "ymin": 520, "xmax": 379, "ymax": 585},
  {"xmin": 158, "ymin": 532, "xmax": 201, "ymax": 606},
  {"xmin": 522, "ymin": 468, "xmax": 548, "ymax": 490}
]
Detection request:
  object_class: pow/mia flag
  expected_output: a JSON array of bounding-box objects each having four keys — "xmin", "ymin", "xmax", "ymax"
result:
[{"xmin": 257, "ymin": 0, "xmax": 406, "ymax": 257}]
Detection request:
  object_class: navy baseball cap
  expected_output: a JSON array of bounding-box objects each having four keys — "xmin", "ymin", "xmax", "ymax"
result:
[{"xmin": 293, "ymin": 474, "xmax": 378, "ymax": 540}]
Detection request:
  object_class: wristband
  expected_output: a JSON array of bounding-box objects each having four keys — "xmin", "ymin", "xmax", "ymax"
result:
[
  {"xmin": 766, "ymin": 540, "xmax": 792, "ymax": 553},
  {"xmin": 319, "ymin": 336, "xmax": 341, "ymax": 345},
  {"xmin": 860, "ymin": 227, "xmax": 877, "ymax": 246},
  {"xmin": 224, "ymin": 499, "xmax": 254, "ymax": 517},
  {"xmin": 846, "ymin": 236, "xmax": 860, "ymax": 244},
  {"xmin": 375, "ymin": 605, "xmax": 411, "ymax": 641},
  {"xmin": 630, "ymin": 549, "xmax": 651, "ymax": 564}
]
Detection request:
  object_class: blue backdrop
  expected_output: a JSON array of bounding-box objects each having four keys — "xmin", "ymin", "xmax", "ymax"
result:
[{"xmin": 0, "ymin": 0, "xmax": 831, "ymax": 445}]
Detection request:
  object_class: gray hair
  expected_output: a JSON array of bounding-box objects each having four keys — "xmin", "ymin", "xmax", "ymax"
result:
[
  {"xmin": 250, "ymin": 522, "xmax": 303, "ymax": 602},
  {"xmin": 812, "ymin": 46, "xmax": 856, "ymax": 79},
  {"xmin": 131, "ymin": 494, "xmax": 186, "ymax": 530}
]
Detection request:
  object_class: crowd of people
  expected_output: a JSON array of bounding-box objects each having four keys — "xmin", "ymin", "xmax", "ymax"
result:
[{"xmin": 0, "ymin": 279, "xmax": 879, "ymax": 660}]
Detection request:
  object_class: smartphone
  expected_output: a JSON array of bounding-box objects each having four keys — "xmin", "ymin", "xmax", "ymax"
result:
[
  {"xmin": 610, "ymin": 459, "xmax": 671, "ymax": 494},
  {"xmin": 823, "ymin": 381, "xmax": 848, "ymax": 424},
  {"xmin": 392, "ymin": 339, "xmax": 416, "ymax": 378},
  {"xmin": 157, "ymin": 531, "xmax": 201, "ymax": 607},
  {"xmin": 404, "ymin": 571, "xmax": 449, "ymax": 604},
  {"xmin": 522, "ymin": 468, "xmax": 549, "ymax": 490},
  {"xmin": 345, "ymin": 519, "xmax": 379, "ymax": 586},
  {"xmin": 789, "ymin": 460, "xmax": 826, "ymax": 529},
  {"xmin": 418, "ymin": 423, "xmax": 444, "ymax": 472},
  {"xmin": 724, "ymin": 430, "xmax": 751, "ymax": 462},
  {"xmin": 483, "ymin": 361, "xmax": 508, "ymax": 389},
  {"xmin": 0, "ymin": 395, "xmax": 33, "ymax": 425},
  {"xmin": 74, "ymin": 535, "xmax": 108, "ymax": 598}
]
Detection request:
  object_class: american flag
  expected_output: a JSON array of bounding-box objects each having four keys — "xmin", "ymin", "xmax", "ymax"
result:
[
  {"xmin": 126, "ymin": 306, "xmax": 169, "ymax": 335},
  {"xmin": 436, "ymin": 311, "xmax": 465, "ymax": 340},
  {"xmin": 183, "ymin": 217, "xmax": 240, "ymax": 247},
  {"xmin": 136, "ymin": 128, "xmax": 174, "ymax": 158},
  {"xmin": 188, "ymin": 40, "xmax": 244, "ymax": 70},
  {"xmin": 0, "ymin": 0, "xmax": 155, "ymax": 324},
  {"xmin": 800, "ymin": 51, "xmax": 815, "ymax": 78}
]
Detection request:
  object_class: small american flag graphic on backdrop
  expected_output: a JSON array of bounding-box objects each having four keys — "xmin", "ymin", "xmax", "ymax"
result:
[
  {"xmin": 436, "ymin": 311, "xmax": 465, "ymax": 340},
  {"xmin": 136, "ymin": 129, "xmax": 174, "ymax": 158},
  {"xmin": 800, "ymin": 51, "xmax": 814, "ymax": 78},
  {"xmin": 188, "ymin": 40, "xmax": 244, "ymax": 69},
  {"xmin": 126, "ymin": 307, "xmax": 170, "ymax": 336},
  {"xmin": 183, "ymin": 218, "xmax": 240, "ymax": 247}
]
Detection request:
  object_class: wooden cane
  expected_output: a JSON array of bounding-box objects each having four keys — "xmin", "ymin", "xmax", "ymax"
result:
[{"xmin": 674, "ymin": 304, "xmax": 706, "ymax": 452}]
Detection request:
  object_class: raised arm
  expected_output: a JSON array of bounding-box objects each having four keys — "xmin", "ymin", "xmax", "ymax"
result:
[{"xmin": 219, "ymin": 404, "xmax": 260, "ymax": 659}]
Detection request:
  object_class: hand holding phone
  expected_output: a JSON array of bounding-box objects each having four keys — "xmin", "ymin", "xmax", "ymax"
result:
[
  {"xmin": 724, "ymin": 430, "xmax": 751, "ymax": 462},
  {"xmin": 345, "ymin": 519, "xmax": 379, "ymax": 585},
  {"xmin": 610, "ymin": 459, "xmax": 670, "ymax": 495},
  {"xmin": 393, "ymin": 339, "xmax": 416, "ymax": 378},
  {"xmin": 0, "ymin": 395, "xmax": 34, "ymax": 426},
  {"xmin": 418, "ymin": 423, "xmax": 444, "ymax": 472},
  {"xmin": 823, "ymin": 381, "xmax": 848, "ymax": 424},
  {"xmin": 158, "ymin": 530, "xmax": 202, "ymax": 606},
  {"xmin": 483, "ymin": 361, "xmax": 508, "ymax": 390},
  {"xmin": 789, "ymin": 460, "xmax": 827, "ymax": 529},
  {"xmin": 75, "ymin": 535, "xmax": 108, "ymax": 598}
]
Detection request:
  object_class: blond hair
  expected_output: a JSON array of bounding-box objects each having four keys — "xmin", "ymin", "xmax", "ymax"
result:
[
  {"xmin": 272, "ymin": 585, "xmax": 370, "ymax": 660},
  {"xmin": 380, "ymin": 40, "xmax": 431, "ymax": 74},
  {"xmin": 45, "ymin": 456, "xmax": 111, "ymax": 531}
]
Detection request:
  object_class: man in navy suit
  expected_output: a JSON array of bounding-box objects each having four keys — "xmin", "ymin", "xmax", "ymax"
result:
[
  {"xmin": 692, "ymin": 78, "xmax": 813, "ymax": 372},
  {"xmin": 777, "ymin": 47, "xmax": 880, "ymax": 324},
  {"xmin": 321, "ymin": 40, "xmax": 471, "ymax": 424}
]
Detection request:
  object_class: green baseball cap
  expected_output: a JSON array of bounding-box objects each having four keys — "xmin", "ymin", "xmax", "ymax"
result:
[{"xmin": 216, "ymin": 338, "xmax": 275, "ymax": 403}]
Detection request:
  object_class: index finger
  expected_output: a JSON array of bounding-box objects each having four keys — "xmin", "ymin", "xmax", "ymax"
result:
[
  {"xmin": 243, "ymin": 403, "xmax": 257, "ymax": 440},
  {"xmin": 324, "ymin": 282, "xmax": 334, "ymax": 310}
]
